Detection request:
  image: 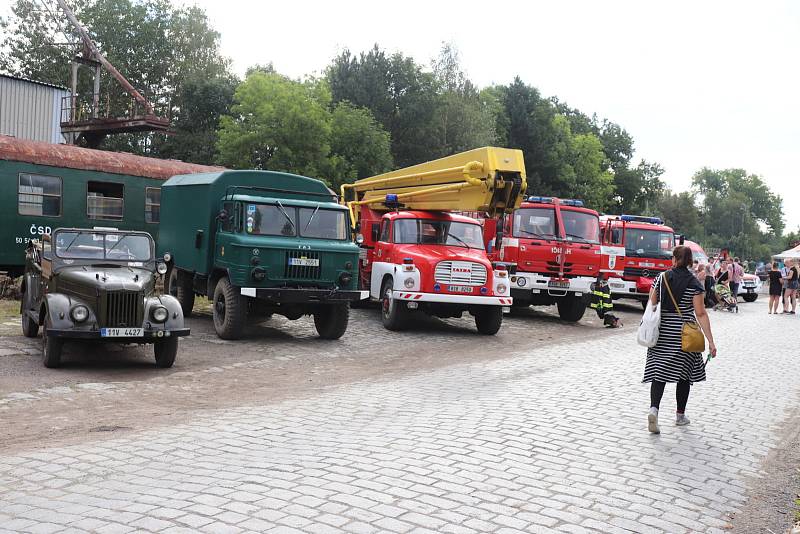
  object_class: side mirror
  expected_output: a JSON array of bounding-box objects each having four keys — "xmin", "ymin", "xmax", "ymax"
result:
[
  {"xmin": 217, "ymin": 209, "xmax": 228, "ymax": 221},
  {"xmin": 355, "ymin": 234, "xmax": 365, "ymax": 245}
]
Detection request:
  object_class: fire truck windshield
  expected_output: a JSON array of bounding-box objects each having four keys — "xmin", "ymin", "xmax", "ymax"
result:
[
  {"xmin": 562, "ymin": 210, "xmax": 599, "ymax": 244},
  {"xmin": 625, "ymin": 228, "xmax": 674, "ymax": 258},
  {"xmin": 513, "ymin": 208, "xmax": 556, "ymax": 239},
  {"xmin": 393, "ymin": 219, "xmax": 484, "ymax": 249}
]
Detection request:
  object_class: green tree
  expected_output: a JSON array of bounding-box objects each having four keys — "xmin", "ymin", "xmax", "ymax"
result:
[
  {"xmin": 216, "ymin": 72, "xmax": 331, "ymax": 176},
  {"xmin": 610, "ymin": 160, "xmax": 666, "ymax": 215},
  {"xmin": 655, "ymin": 191, "xmax": 702, "ymax": 239},
  {"xmin": 327, "ymin": 101, "xmax": 393, "ymax": 190}
]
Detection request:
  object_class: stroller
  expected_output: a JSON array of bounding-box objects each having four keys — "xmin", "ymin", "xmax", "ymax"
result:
[{"xmin": 713, "ymin": 283, "xmax": 738, "ymax": 313}]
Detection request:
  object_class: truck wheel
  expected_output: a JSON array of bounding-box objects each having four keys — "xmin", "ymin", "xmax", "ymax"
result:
[
  {"xmin": 22, "ymin": 313, "xmax": 39, "ymax": 338},
  {"xmin": 212, "ymin": 276, "xmax": 247, "ymax": 340},
  {"xmin": 557, "ymin": 295, "xmax": 587, "ymax": 322},
  {"xmin": 154, "ymin": 337, "xmax": 179, "ymax": 368},
  {"xmin": 168, "ymin": 268, "xmax": 195, "ymax": 317},
  {"xmin": 474, "ymin": 306, "xmax": 503, "ymax": 335},
  {"xmin": 381, "ymin": 279, "xmax": 409, "ymax": 331},
  {"xmin": 313, "ymin": 303, "xmax": 350, "ymax": 340},
  {"xmin": 42, "ymin": 316, "xmax": 62, "ymax": 368},
  {"xmin": 743, "ymin": 294, "xmax": 757, "ymax": 303}
]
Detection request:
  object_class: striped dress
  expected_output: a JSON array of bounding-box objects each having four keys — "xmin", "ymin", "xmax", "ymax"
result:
[{"xmin": 643, "ymin": 270, "xmax": 707, "ymax": 384}]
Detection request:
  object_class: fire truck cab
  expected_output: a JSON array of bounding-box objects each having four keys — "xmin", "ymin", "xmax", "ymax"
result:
[
  {"xmin": 486, "ymin": 196, "xmax": 602, "ymax": 322},
  {"xmin": 601, "ymin": 215, "xmax": 675, "ymax": 304},
  {"xmin": 342, "ymin": 147, "xmax": 526, "ymax": 334}
]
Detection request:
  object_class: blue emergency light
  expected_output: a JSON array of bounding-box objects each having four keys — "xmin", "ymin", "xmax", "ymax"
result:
[
  {"xmin": 560, "ymin": 199, "xmax": 585, "ymax": 207},
  {"xmin": 620, "ymin": 214, "xmax": 663, "ymax": 225},
  {"xmin": 526, "ymin": 196, "xmax": 553, "ymax": 203}
]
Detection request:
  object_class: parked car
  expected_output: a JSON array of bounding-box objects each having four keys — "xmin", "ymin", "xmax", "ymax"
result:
[
  {"xmin": 754, "ymin": 262, "xmax": 769, "ymax": 281},
  {"xmin": 20, "ymin": 228, "xmax": 189, "ymax": 368},
  {"xmin": 739, "ymin": 273, "xmax": 762, "ymax": 302}
]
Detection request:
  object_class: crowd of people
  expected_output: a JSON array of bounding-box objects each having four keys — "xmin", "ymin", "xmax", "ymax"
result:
[{"xmin": 690, "ymin": 254, "xmax": 798, "ymax": 314}]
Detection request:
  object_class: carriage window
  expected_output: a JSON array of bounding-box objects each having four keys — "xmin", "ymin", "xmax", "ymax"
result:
[
  {"xmin": 145, "ymin": 187, "xmax": 160, "ymax": 223},
  {"xmin": 18, "ymin": 173, "xmax": 62, "ymax": 216},
  {"xmin": 87, "ymin": 181, "xmax": 124, "ymax": 220}
]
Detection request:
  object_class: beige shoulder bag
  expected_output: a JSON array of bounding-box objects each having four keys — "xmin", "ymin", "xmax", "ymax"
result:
[{"xmin": 663, "ymin": 274, "xmax": 705, "ymax": 353}]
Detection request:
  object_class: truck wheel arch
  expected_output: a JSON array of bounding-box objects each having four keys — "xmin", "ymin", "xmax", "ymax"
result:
[{"xmin": 208, "ymin": 268, "xmax": 231, "ymax": 298}]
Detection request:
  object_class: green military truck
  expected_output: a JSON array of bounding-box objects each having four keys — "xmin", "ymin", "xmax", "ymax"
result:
[{"xmin": 158, "ymin": 170, "xmax": 367, "ymax": 340}]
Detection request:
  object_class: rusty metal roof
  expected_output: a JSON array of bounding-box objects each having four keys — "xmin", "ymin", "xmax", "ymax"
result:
[{"xmin": 0, "ymin": 135, "xmax": 224, "ymax": 180}]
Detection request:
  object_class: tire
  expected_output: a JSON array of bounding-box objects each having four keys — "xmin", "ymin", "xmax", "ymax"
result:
[
  {"xmin": 474, "ymin": 306, "xmax": 503, "ymax": 335},
  {"xmin": 168, "ymin": 267, "xmax": 195, "ymax": 317},
  {"xmin": 212, "ymin": 276, "xmax": 247, "ymax": 339},
  {"xmin": 42, "ymin": 316, "xmax": 62, "ymax": 369},
  {"xmin": 743, "ymin": 294, "xmax": 757, "ymax": 303},
  {"xmin": 557, "ymin": 295, "xmax": 587, "ymax": 322},
  {"xmin": 313, "ymin": 303, "xmax": 350, "ymax": 340},
  {"xmin": 22, "ymin": 313, "xmax": 39, "ymax": 338},
  {"xmin": 381, "ymin": 279, "xmax": 409, "ymax": 331},
  {"xmin": 154, "ymin": 337, "xmax": 178, "ymax": 368}
]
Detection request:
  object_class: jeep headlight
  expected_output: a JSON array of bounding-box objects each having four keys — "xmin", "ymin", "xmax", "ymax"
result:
[
  {"xmin": 404, "ymin": 277, "xmax": 415, "ymax": 289},
  {"xmin": 151, "ymin": 306, "xmax": 168, "ymax": 323},
  {"xmin": 157, "ymin": 262, "xmax": 168, "ymax": 275},
  {"xmin": 70, "ymin": 305, "xmax": 89, "ymax": 323}
]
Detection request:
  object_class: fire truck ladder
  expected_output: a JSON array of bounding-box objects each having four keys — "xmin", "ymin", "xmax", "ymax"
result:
[{"xmin": 341, "ymin": 147, "xmax": 528, "ymax": 228}]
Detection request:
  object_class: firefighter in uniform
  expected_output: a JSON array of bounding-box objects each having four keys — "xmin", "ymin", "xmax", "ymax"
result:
[{"xmin": 590, "ymin": 273, "xmax": 621, "ymax": 328}]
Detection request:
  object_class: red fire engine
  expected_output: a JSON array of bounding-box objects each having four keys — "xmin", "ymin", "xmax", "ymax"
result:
[
  {"xmin": 600, "ymin": 215, "xmax": 676, "ymax": 305},
  {"xmin": 482, "ymin": 196, "xmax": 603, "ymax": 322},
  {"xmin": 341, "ymin": 147, "xmax": 526, "ymax": 334}
]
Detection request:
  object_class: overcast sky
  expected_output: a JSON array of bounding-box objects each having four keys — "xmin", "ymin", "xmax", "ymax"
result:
[
  {"xmin": 177, "ymin": 0, "xmax": 799, "ymax": 232},
  {"xmin": 4, "ymin": 1, "xmax": 798, "ymax": 231}
]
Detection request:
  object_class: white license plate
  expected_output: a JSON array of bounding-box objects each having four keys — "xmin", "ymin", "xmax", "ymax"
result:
[
  {"xmin": 288, "ymin": 258, "xmax": 319, "ymax": 267},
  {"xmin": 448, "ymin": 285, "xmax": 473, "ymax": 293},
  {"xmin": 548, "ymin": 280, "xmax": 570, "ymax": 289},
  {"xmin": 640, "ymin": 262, "xmax": 655, "ymax": 267},
  {"xmin": 101, "ymin": 328, "xmax": 143, "ymax": 337}
]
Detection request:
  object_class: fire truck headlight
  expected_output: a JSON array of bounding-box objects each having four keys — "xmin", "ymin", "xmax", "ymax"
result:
[
  {"xmin": 517, "ymin": 277, "xmax": 527, "ymax": 287},
  {"xmin": 404, "ymin": 277, "xmax": 415, "ymax": 289},
  {"xmin": 497, "ymin": 283, "xmax": 508, "ymax": 294}
]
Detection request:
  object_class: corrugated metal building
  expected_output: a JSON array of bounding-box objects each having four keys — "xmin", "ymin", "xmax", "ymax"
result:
[{"xmin": 0, "ymin": 75, "xmax": 69, "ymax": 144}]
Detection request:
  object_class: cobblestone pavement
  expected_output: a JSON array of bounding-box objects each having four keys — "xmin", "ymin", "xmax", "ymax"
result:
[{"xmin": 0, "ymin": 299, "xmax": 797, "ymax": 533}]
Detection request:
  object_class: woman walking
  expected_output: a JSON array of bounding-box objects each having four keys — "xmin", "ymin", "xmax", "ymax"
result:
[
  {"xmin": 784, "ymin": 259, "xmax": 798, "ymax": 314},
  {"xmin": 768, "ymin": 262, "xmax": 784, "ymax": 314},
  {"xmin": 644, "ymin": 245, "xmax": 717, "ymax": 433}
]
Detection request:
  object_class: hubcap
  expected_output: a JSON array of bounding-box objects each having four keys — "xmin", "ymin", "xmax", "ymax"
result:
[
  {"xmin": 382, "ymin": 289, "xmax": 391, "ymax": 316},
  {"xmin": 215, "ymin": 295, "xmax": 225, "ymax": 319}
]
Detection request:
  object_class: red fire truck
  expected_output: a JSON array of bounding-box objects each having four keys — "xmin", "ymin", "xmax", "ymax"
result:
[
  {"xmin": 600, "ymin": 215, "xmax": 676, "ymax": 305},
  {"xmin": 482, "ymin": 196, "xmax": 603, "ymax": 322},
  {"xmin": 341, "ymin": 147, "xmax": 526, "ymax": 334}
]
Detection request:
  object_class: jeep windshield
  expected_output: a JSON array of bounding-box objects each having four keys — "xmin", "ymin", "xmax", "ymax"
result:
[
  {"xmin": 244, "ymin": 203, "xmax": 348, "ymax": 240},
  {"xmin": 55, "ymin": 231, "xmax": 152, "ymax": 261},
  {"xmin": 393, "ymin": 219, "xmax": 484, "ymax": 249},
  {"xmin": 624, "ymin": 228, "xmax": 674, "ymax": 259}
]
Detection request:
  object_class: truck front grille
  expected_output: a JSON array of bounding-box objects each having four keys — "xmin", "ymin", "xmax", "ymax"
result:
[
  {"xmin": 284, "ymin": 251, "xmax": 321, "ymax": 280},
  {"xmin": 623, "ymin": 266, "xmax": 666, "ymax": 279},
  {"xmin": 434, "ymin": 261, "xmax": 487, "ymax": 286},
  {"xmin": 104, "ymin": 291, "xmax": 143, "ymax": 328}
]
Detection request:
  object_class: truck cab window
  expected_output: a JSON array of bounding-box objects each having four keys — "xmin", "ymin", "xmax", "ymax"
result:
[
  {"xmin": 514, "ymin": 208, "xmax": 556, "ymax": 238},
  {"xmin": 379, "ymin": 221, "xmax": 390, "ymax": 242},
  {"xmin": 87, "ymin": 181, "xmax": 124, "ymax": 220},
  {"xmin": 245, "ymin": 204, "xmax": 296, "ymax": 236},
  {"xmin": 298, "ymin": 208, "xmax": 348, "ymax": 240}
]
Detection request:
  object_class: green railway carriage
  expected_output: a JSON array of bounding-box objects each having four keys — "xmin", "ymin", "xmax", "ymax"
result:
[{"xmin": 0, "ymin": 135, "xmax": 221, "ymax": 275}]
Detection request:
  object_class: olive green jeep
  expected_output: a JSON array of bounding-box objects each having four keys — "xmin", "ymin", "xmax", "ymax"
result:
[{"xmin": 20, "ymin": 228, "xmax": 189, "ymax": 368}]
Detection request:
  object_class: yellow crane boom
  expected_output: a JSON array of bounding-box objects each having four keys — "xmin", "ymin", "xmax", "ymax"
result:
[{"xmin": 341, "ymin": 147, "xmax": 527, "ymax": 227}]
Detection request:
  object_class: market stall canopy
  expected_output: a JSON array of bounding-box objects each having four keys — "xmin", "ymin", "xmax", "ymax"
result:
[{"xmin": 774, "ymin": 244, "xmax": 800, "ymax": 259}]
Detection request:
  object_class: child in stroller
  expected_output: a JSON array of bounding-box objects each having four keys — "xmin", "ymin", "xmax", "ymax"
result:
[{"xmin": 713, "ymin": 283, "xmax": 738, "ymax": 312}]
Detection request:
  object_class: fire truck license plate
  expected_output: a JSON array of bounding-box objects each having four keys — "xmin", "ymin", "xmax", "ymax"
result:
[
  {"xmin": 448, "ymin": 285, "xmax": 473, "ymax": 293},
  {"xmin": 548, "ymin": 280, "xmax": 570, "ymax": 289},
  {"xmin": 101, "ymin": 328, "xmax": 143, "ymax": 337},
  {"xmin": 288, "ymin": 258, "xmax": 319, "ymax": 267}
]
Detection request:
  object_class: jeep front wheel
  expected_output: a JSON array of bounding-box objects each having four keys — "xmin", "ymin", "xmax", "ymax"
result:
[
  {"xmin": 556, "ymin": 295, "xmax": 587, "ymax": 322},
  {"xmin": 474, "ymin": 306, "xmax": 503, "ymax": 335},
  {"xmin": 381, "ymin": 279, "xmax": 409, "ymax": 331},
  {"xmin": 42, "ymin": 316, "xmax": 62, "ymax": 368},
  {"xmin": 212, "ymin": 276, "xmax": 247, "ymax": 340},
  {"xmin": 168, "ymin": 267, "xmax": 195, "ymax": 317},
  {"xmin": 313, "ymin": 303, "xmax": 349, "ymax": 339},
  {"xmin": 154, "ymin": 337, "xmax": 179, "ymax": 368}
]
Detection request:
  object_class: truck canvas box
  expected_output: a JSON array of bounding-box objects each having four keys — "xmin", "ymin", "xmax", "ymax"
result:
[{"xmin": 159, "ymin": 170, "xmax": 367, "ymax": 340}]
